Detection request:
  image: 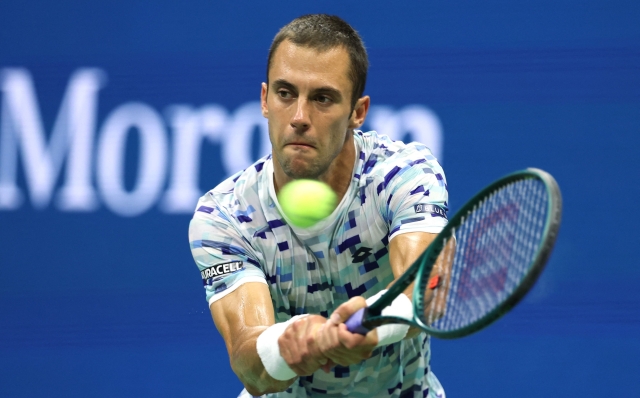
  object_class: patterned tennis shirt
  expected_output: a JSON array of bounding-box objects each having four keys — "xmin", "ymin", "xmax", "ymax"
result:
[{"xmin": 189, "ymin": 130, "xmax": 448, "ymax": 397}]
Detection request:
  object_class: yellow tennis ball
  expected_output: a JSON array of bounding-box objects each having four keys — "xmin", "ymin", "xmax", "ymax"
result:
[{"xmin": 278, "ymin": 179, "xmax": 337, "ymax": 228}]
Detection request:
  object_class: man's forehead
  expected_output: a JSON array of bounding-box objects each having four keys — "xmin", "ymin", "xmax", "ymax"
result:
[{"xmin": 269, "ymin": 40, "xmax": 352, "ymax": 90}]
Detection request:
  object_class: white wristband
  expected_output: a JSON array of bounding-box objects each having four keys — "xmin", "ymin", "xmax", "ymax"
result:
[
  {"xmin": 365, "ymin": 290, "xmax": 414, "ymax": 347},
  {"xmin": 256, "ymin": 314, "xmax": 307, "ymax": 381}
]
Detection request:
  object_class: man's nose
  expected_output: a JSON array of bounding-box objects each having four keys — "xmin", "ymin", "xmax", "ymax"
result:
[{"xmin": 290, "ymin": 98, "xmax": 310, "ymax": 131}]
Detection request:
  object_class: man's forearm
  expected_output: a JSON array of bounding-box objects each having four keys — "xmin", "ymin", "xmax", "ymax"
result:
[{"xmin": 230, "ymin": 327, "xmax": 296, "ymax": 396}]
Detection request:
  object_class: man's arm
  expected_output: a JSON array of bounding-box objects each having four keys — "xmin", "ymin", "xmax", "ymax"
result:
[
  {"xmin": 210, "ymin": 282, "xmax": 328, "ymax": 396},
  {"xmin": 388, "ymin": 231, "xmax": 437, "ymax": 289},
  {"xmin": 210, "ymin": 283, "xmax": 289, "ymax": 395},
  {"xmin": 388, "ymin": 231, "xmax": 455, "ymax": 337}
]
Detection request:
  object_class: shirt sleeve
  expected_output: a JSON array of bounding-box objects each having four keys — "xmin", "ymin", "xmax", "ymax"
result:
[
  {"xmin": 378, "ymin": 145, "xmax": 449, "ymax": 240},
  {"xmin": 189, "ymin": 198, "xmax": 267, "ymax": 306}
]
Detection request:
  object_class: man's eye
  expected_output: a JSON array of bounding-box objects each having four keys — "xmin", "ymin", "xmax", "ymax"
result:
[
  {"xmin": 278, "ymin": 90, "xmax": 292, "ymax": 99},
  {"xmin": 316, "ymin": 95, "xmax": 332, "ymax": 104}
]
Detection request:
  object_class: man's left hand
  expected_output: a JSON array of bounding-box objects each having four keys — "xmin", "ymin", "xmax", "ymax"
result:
[{"xmin": 315, "ymin": 297, "xmax": 378, "ymax": 371}]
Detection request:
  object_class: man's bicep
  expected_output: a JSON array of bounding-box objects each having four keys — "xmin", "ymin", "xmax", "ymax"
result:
[
  {"xmin": 389, "ymin": 231, "xmax": 456, "ymax": 329},
  {"xmin": 210, "ymin": 282, "xmax": 275, "ymax": 354},
  {"xmin": 388, "ymin": 231, "xmax": 438, "ymax": 281}
]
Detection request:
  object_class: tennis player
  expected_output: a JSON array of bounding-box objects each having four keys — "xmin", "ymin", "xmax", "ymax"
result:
[{"xmin": 189, "ymin": 14, "xmax": 448, "ymax": 397}]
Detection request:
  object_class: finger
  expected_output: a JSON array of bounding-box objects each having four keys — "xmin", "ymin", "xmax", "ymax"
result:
[
  {"xmin": 316, "ymin": 323, "xmax": 341, "ymax": 353},
  {"xmin": 323, "ymin": 348, "xmax": 370, "ymax": 367},
  {"xmin": 325, "ymin": 352, "xmax": 355, "ymax": 367},
  {"xmin": 322, "ymin": 343, "xmax": 373, "ymax": 367},
  {"xmin": 305, "ymin": 320, "xmax": 331, "ymax": 364},
  {"xmin": 294, "ymin": 361, "xmax": 322, "ymax": 376},
  {"xmin": 363, "ymin": 328, "xmax": 379, "ymax": 347},
  {"xmin": 336, "ymin": 323, "xmax": 367, "ymax": 349},
  {"xmin": 320, "ymin": 359, "xmax": 338, "ymax": 373},
  {"xmin": 328, "ymin": 296, "xmax": 367, "ymax": 325},
  {"xmin": 278, "ymin": 334, "xmax": 297, "ymax": 365},
  {"xmin": 300, "ymin": 318, "xmax": 332, "ymax": 373},
  {"xmin": 274, "ymin": 315, "xmax": 332, "ymax": 376},
  {"xmin": 318, "ymin": 337, "xmax": 352, "ymax": 366},
  {"xmin": 287, "ymin": 345, "xmax": 323, "ymax": 376}
]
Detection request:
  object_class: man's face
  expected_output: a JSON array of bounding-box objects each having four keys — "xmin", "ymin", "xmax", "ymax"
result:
[{"xmin": 261, "ymin": 40, "xmax": 365, "ymax": 180}]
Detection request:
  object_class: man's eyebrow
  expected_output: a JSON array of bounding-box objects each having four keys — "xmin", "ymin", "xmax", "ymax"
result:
[
  {"xmin": 312, "ymin": 86, "xmax": 343, "ymax": 100},
  {"xmin": 271, "ymin": 79, "xmax": 296, "ymax": 91},
  {"xmin": 271, "ymin": 79, "xmax": 344, "ymax": 101}
]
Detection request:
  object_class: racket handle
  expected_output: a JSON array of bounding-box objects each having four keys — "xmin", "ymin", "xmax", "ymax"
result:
[{"xmin": 345, "ymin": 308, "xmax": 371, "ymax": 335}]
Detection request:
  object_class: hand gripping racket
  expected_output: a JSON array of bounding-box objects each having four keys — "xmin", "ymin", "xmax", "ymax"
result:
[{"xmin": 345, "ymin": 168, "xmax": 562, "ymax": 338}]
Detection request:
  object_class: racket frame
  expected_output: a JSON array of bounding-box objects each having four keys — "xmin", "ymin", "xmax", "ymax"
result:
[{"xmin": 358, "ymin": 168, "xmax": 562, "ymax": 339}]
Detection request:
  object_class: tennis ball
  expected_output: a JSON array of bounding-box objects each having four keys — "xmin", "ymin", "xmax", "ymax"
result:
[{"xmin": 278, "ymin": 179, "xmax": 337, "ymax": 228}]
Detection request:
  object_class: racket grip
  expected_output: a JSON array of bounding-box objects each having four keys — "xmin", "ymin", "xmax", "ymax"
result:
[{"xmin": 345, "ymin": 308, "xmax": 371, "ymax": 335}]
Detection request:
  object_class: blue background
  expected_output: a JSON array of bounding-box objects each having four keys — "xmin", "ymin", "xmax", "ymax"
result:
[{"xmin": 1, "ymin": 1, "xmax": 639, "ymax": 396}]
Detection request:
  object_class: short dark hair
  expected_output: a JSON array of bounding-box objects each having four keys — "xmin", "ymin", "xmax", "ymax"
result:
[{"xmin": 266, "ymin": 14, "xmax": 369, "ymax": 110}]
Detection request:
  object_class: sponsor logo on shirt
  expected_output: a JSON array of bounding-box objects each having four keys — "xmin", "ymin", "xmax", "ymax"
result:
[
  {"xmin": 201, "ymin": 261, "xmax": 244, "ymax": 282},
  {"xmin": 414, "ymin": 204, "xmax": 447, "ymax": 219},
  {"xmin": 352, "ymin": 247, "xmax": 373, "ymax": 263}
]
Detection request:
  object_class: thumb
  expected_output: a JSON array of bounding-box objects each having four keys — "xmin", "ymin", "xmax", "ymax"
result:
[{"xmin": 328, "ymin": 296, "xmax": 367, "ymax": 325}]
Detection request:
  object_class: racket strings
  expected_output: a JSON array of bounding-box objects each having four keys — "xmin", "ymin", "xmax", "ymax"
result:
[
  {"xmin": 424, "ymin": 236, "xmax": 454, "ymax": 325},
  {"xmin": 423, "ymin": 178, "xmax": 549, "ymax": 332}
]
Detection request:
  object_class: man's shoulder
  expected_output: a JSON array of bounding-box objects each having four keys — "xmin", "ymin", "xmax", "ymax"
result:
[
  {"xmin": 356, "ymin": 130, "xmax": 442, "ymax": 179},
  {"xmin": 198, "ymin": 156, "xmax": 270, "ymax": 213}
]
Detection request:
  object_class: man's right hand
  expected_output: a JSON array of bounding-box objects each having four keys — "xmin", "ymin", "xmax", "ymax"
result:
[
  {"xmin": 315, "ymin": 297, "xmax": 378, "ymax": 370},
  {"xmin": 278, "ymin": 314, "xmax": 331, "ymax": 376}
]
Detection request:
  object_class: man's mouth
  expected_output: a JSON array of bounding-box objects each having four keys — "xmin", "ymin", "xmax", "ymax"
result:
[{"xmin": 286, "ymin": 141, "xmax": 315, "ymax": 149}]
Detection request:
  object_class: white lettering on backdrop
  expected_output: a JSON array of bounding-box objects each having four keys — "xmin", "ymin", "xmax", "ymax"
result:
[{"xmin": 0, "ymin": 68, "xmax": 443, "ymax": 216}]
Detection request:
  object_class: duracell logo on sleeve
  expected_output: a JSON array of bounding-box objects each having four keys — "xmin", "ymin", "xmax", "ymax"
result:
[{"xmin": 201, "ymin": 261, "xmax": 244, "ymax": 281}]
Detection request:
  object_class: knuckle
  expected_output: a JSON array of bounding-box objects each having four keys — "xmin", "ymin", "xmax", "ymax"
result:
[
  {"xmin": 349, "ymin": 296, "xmax": 365, "ymax": 307},
  {"xmin": 345, "ymin": 339, "xmax": 360, "ymax": 350},
  {"xmin": 291, "ymin": 354, "xmax": 302, "ymax": 365}
]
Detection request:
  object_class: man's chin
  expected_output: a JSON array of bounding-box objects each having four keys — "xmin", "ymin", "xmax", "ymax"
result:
[
  {"xmin": 282, "ymin": 163, "xmax": 322, "ymax": 180},
  {"xmin": 275, "ymin": 152, "xmax": 325, "ymax": 180},
  {"xmin": 284, "ymin": 168, "xmax": 318, "ymax": 180}
]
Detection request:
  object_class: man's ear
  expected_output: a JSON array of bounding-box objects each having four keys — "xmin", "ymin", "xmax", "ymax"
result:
[
  {"xmin": 348, "ymin": 95, "xmax": 370, "ymax": 129},
  {"xmin": 261, "ymin": 82, "xmax": 268, "ymax": 118}
]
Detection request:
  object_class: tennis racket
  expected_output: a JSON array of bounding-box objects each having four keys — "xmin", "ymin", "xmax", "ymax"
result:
[{"xmin": 345, "ymin": 168, "xmax": 562, "ymax": 338}]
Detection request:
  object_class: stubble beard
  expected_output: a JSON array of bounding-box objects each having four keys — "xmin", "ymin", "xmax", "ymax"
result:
[{"xmin": 275, "ymin": 150, "xmax": 327, "ymax": 180}]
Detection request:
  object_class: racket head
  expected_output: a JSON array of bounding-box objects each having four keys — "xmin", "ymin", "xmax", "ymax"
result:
[{"xmin": 413, "ymin": 168, "xmax": 562, "ymax": 338}]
